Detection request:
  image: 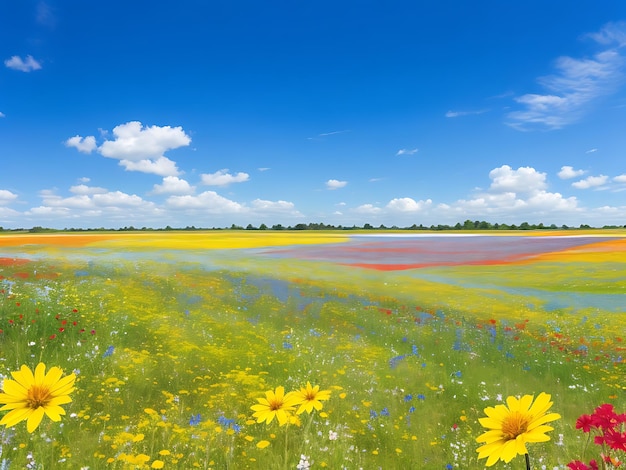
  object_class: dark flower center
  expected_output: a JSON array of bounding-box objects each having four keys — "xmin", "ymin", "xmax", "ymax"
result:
[{"xmin": 26, "ymin": 385, "xmax": 51, "ymax": 409}]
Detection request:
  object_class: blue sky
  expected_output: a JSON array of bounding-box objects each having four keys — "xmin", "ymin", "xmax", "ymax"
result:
[{"xmin": 1, "ymin": 1, "xmax": 626, "ymax": 229}]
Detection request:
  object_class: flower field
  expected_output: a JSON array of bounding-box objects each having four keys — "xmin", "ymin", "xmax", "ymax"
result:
[{"xmin": 0, "ymin": 231, "xmax": 625, "ymax": 469}]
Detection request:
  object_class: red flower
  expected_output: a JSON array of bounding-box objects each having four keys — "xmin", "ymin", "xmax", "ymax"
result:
[
  {"xmin": 576, "ymin": 414, "xmax": 595, "ymax": 432},
  {"xmin": 567, "ymin": 461, "xmax": 598, "ymax": 470},
  {"xmin": 604, "ymin": 427, "xmax": 626, "ymax": 452}
]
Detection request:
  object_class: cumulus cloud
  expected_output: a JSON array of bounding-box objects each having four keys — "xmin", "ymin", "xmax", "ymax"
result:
[
  {"xmin": 200, "ymin": 169, "xmax": 250, "ymax": 186},
  {"xmin": 396, "ymin": 148, "xmax": 418, "ymax": 156},
  {"xmin": 386, "ymin": 197, "xmax": 432, "ymax": 212},
  {"xmin": 69, "ymin": 184, "xmax": 108, "ymax": 195},
  {"xmin": 614, "ymin": 174, "xmax": 626, "ymax": 183},
  {"xmin": 251, "ymin": 199, "xmax": 294, "ymax": 211},
  {"xmin": 166, "ymin": 191, "xmax": 245, "ymax": 213},
  {"xmin": 251, "ymin": 199, "xmax": 302, "ymax": 217},
  {"xmin": 326, "ymin": 179, "xmax": 347, "ymax": 190},
  {"xmin": 488, "ymin": 165, "xmax": 547, "ymax": 194},
  {"xmin": 65, "ymin": 122, "xmax": 191, "ymax": 176},
  {"xmin": 120, "ymin": 156, "xmax": 180, "ymax": 176},
  {"xmin": 40, "ymin": 190, "xmax": 149, "ymax": 209},
  {"xmin": 4, "ymin": 55, "xmax": 42, "ymax": 72},
  {"xmin": 151, "ymin": 176, "xmax": 195, "ymax": 195},
  {"xmin": 572, "ymin": 175, "xmax": 609, "ymax": 189},
  {"xmin": 65, "ymin": 136, "xmax": 97, "ymax": 153},
  {"xmin": 354, "ymin": 204, "xmax": 382, "ymax": 214},
  {"xmin": 507, "ymin": 22, "xmax": 626, "ymax": 130},
  {"xmin": 558, "ymin": 166, "xmax": 586, "ymax": 179},
  {"xmin": 0, "ymin": 189, "xmax": 18, "ymax": 205}
]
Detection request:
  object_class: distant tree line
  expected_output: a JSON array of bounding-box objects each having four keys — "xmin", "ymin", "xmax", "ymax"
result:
[{"xmin": 1, "ymin": 220, "xmax": 625, "ymax": 233}]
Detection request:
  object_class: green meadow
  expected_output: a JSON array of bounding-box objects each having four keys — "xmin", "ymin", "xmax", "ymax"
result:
[{"xmin": 0, "ymin": 231, "xmax": 625, "ymax": 469}]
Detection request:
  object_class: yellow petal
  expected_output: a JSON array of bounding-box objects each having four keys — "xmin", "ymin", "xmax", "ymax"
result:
[
  {"xmin": 43, "ymin": 405, "xmax": 66, "ymax": 422},
  {"xmin": 11, "ymin": 365, "xmax": 35, "ymax": 390},
  {"xmin": 49, "ymin": 374, "xmax": 76, "ymax": 396},
  {"xmin": 44, "ymin": 367, "xmax": 64, "ymax": 388},
  {"xmin": 0, "ymin": 407, "xmax": 33, "ymax": 427},
  {"xmin": 528, "ymin": 392, "xmax": 552, "ymax": 417},
  {"xmin": 34, "ymin": 363, "xmax": 47, "ymax": 384},
  {"xmin": 0, "ymin": 379, "xmax": 28, "ymax": 402},
  {"xmin": 26, "ymin": 407, "xmax": 45, "ymax": 433}
]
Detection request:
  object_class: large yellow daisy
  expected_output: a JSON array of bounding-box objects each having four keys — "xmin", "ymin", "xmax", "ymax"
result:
[
  {"xmin": 0, "ymin": 363, "xmax": 76, "ymax": 433},
  {"xmin": 476, "ymin": 392, "xmax": 561, "ymax": 467},
  {"xmin": 251, "ymin": 386, "xmax": 299, "ymax": 426},
  {"xmin": 292, "ymin": 382, "xmax": 331, "ymax": 415}
]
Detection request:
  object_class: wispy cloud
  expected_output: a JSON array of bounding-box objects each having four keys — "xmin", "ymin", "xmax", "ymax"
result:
[
  {"xmin": 507, "ymin": 22, "xmax": 626, "ymax": 131},
  {"xmin": 445, "ymin": 109, "xmax": 488, "ymax": 118},
  {"xmin": 396, "ymin": 148, "xmax": 418, "ymax": 156},
  {"xmin": 200, "ymin": 169, "xmax": 250, "ymax": 186},
  {"xmin": 36, "ymin": 1, "xmax": 56, "ymax": 28},
  {"xmin": 307, "ymin": 130, "xmax": 350, "ymax": 140},
  {"xmin": 586, "ymin": 148, "xmax": 598, "ymax": 154},
  {"xmin": 4, "ymin": 55, "xmax": 42, "ymax": 72},
  {"xmin": 326, "ymin": 179, "xmax": 347, "ymax": 190},
  {"xmin": 0, "ymin": 112, "xmax": 5, "ymax": 118}
]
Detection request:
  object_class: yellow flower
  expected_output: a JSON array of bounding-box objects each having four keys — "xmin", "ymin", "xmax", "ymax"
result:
[
  {"xmin": 476, "ymin": 392, "xmax": 561, "ymax": 467},
  {"xmin": 251, "ymin": 386, "xmax": 299, "ymax": 426},
  {"xmin": 0, "ymin": 363, "xmax": 76, "ymax": 433},
  {"xmin": 292, "ymin": 382, "xmax": 331, "ymax": 415}
]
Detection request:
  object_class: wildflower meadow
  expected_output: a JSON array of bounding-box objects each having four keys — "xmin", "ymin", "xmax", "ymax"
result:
[{"xmin": 0, "ymin": 230, "xmax": 625, "ymax": 469}]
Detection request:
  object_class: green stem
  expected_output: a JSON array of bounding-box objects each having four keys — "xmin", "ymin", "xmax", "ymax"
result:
[{"xmin": 283, "ymin": 423, "xmax": 289, "ymax": 470}]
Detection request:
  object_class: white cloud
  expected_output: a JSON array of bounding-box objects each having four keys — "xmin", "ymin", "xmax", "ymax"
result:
[
  {"xmin": 0, "ymin": 112, "xmax": 5, "ymax": 118},
  {"xmin": 396, "ymin": 148, "xmax": 418, "ymax": 156},
  {"xmin": 65, "ymin": 135, "xmax": 97, "ymax": 153},
  {"xmin": 166, "ymin": 191, "xmax": 245, "ymax": 213},
  {"xmin": 558, "ymin": 166, "xmax": 586, "ymax": 179},
  {"xmin": 251, "ymin": 199, "xmax": 291, "ymax": 210},
  {"xmin": 354, "ymin": 204, "xmax": 382, "ymax": 214},
  {"xmin": 4, "ymin": 55, "xmax": 42, "ymax": 72},
  {"xmin": 66, "ymin": 122, "xmax": 191, "ymax": 176},
  {"xmin": 572, "ymin": 175, "xmax": 609, "ymax": 189},
  {"xmin": 489, "ymin": 165, "xmax": 547, "ymax": 194},
  {"xmin": 386, "ymin": 197, "xmax": 432, "ymax": 212},
  {"xmin": 507, "ymin": 22, "xmax": 626, "ymax": 130},
  {"xmin": 326, "ymin": 179, "xmax": 347, "ymax": 190},
  {"xmin": 200, "ymin": 169, "xmax": 250, "ymax": 186},
  {"xmin": 98, "ymin": 122, "xmax": 190, "ymax": 161},
  {"xmin": 120, "ymin": 156, "xmax": 180, "ymax": 176},
  {"xmin": 614, "ymin": 174, "xmax": 626, "ymax": 183},
  {"xmin": 586, "ymin": 148, "xmax": 598, "ymax": 153},
  {"xmin": 0, "ymin": 189, "xmax": 18, "ymax": 205},
  {"xmin": 152, "ymin": 176, "xmax": 195, "ymax": 195},
  {"xmin": 69, "ymin": 184, "xmax": 108, "ymax": 195},
  {"xmin": 251, "ymin": 199, "xmax": 301, "ymax": 217}
]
